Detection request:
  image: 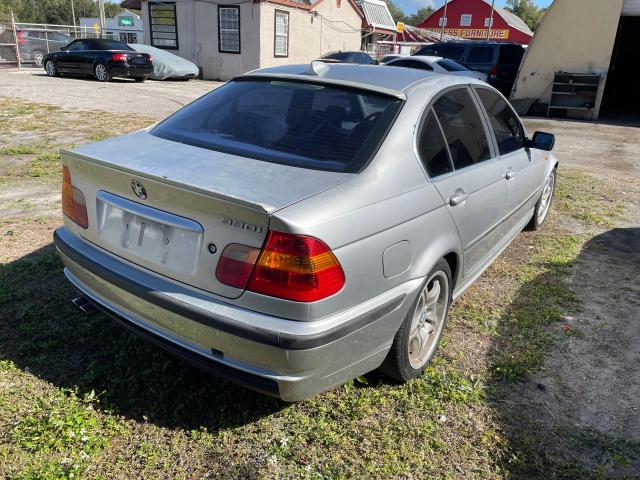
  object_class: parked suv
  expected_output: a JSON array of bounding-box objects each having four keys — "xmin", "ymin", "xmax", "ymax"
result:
[
  {"xmin": 413, "ymin": 42, "xmax": 525, "ymax": 97},
  {"xmin": 17, "ymin": 29, "xmax": 73, "ymax": 67}
]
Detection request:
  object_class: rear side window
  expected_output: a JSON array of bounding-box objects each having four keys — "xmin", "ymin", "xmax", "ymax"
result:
[
  {"xmin": 437, "ymin": 59, "xmax": 468, "ymax": 72},
  {"xmin": 433, "ymin": 88, "xmax": 491, "ymax": 169},
  {"xmin": 415, "ymin": 44, "xmax": 465, "ymax": 61},
  {"xmin": 476, "ymin": 88, "xmax": 525, "ymax": 155},
  {"xmin": 498, "ymin": 45, "xmax": 524, "ymax": 64},
  {"xmin": 466, "ymin": 46, "xmax": 494, "ymax": 64},
  {"xmin": 418, "ymin": 111, "xmax": 452, "ymax": 177},
  {"xmin": 151, "ymin": 79, "xmax": 402, "ymax": 172}
]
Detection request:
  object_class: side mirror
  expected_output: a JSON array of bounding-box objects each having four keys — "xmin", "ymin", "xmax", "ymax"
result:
[
  {"xmin": 529, "ymin": 131, "xmax": 555, "ymax": 151},
  {"xmin": 60, "ymin": 46, "xmax": 66, "ymax": 51}
]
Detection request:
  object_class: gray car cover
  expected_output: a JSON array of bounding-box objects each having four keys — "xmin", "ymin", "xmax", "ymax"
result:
[{"xmin": 129, "ymin": 44, "xmax": 199, "ymax": 80}]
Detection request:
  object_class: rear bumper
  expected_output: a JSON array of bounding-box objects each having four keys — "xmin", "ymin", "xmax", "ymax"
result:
[
  {"xmin": 109, "ymin": 63, "xmax": 153, "ymax": 78},
  {"xmin": 54, "ymin": 227, "xmax": 418, "ymax": 400}
]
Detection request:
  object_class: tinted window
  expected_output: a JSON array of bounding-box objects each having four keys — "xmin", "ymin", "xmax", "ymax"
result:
[
  {"xmin": 380, "ymin": 55, "xmax": 398, "ymax": 63},
  {"xmin": 477, "ymin": 88, "xmax": 525, "ymax": 155},
  {"xmin": 437, "ymin": 59, "xmax": 468, "ymax": 72},
  {"xmin": 466, "ymin": 46, "xmax": 494, "ymax": 63},
  {"xmin": 322, "ymin": 52, "xmax": 357, "ymax": 62},
  {"xmin": 415, "ymin": 44, "xmax": 465, "ymax": 61},
  {"xmin": 433, "ymin": 88, "xmax": 491, "ymax": 169},
  {"xmin": 389, "ymin": 59, "xmax": 433, "ymax": 71},
  {"xmin": 418, "ymin": 111, "xmax": 452, "ymax": 177},
  {"xmin": 498, "ymin": 45, "xmax": 524, "ymax": 64},
  {"xmin": 87, "ymin": 40, "xmax": 132, "ymax": 50},
  {"xmin": 66, "ymin": 41, "xmax": 86, "ymax": 51},
  {"xmin": 27, "ymin": 31, "xmax": 45, "ymax": 40},
  {"xmin": 151, "ymin": 79, "xmax": 402, "ymax": 172}
]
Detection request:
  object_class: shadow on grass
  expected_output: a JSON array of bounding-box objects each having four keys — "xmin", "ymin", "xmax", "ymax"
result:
[
  {"xmin": 487, "ymin": 227, "xmax": 640, "ymax": 479},
  {"xmin": 0, "ymin": 243, "xmax": 285, "ymax": 431}
]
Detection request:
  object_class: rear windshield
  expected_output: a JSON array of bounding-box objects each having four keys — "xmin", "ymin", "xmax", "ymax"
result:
[
  {"xmin": 437, "ymin": 59, "xmax": 468, "ymax": 72},
  {"xmin": 322, "ymin": 52, "xmax": 355, "ymax": 61},
  {"xmin": 151, "ymin": 79, "xmax": 402, "ymax": 172}
]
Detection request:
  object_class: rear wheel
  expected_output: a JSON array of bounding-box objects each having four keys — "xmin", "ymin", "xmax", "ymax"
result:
[
  {"xmin": 526, "ymin": 169, "xmax": 556, "ymax": 231},
  {"xmin": 94, "ymin": 63, "xmax": 111, "ymax": 82},
  {"xmin": 44, "ymin": 59, "xmax": 58, "ymax": 77},
  {"xmin": 380, "ymin": 260, "xmax": 451, "ymax": 382},
  {"xmin": 32, "ymin": 50, "xmax": 45, "ymax": 67}
]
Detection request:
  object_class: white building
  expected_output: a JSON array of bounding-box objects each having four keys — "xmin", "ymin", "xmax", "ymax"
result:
[{"xmin": 80, "ymin": 10, "xmax": 144, "ymax": 44}]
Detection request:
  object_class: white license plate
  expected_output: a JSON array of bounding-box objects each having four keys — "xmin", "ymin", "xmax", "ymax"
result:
[{"xmin": 96, "ymin": 191, "xmax": 203, "ymax": 276}]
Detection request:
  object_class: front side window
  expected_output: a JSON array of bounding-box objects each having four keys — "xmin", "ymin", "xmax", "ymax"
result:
[
  {"xmin": 66, "ymin": 41, "xmax": 86, "ymax": 51},
  {"xmin": 418, "ymin": 111, "xmax": 452, "ymax": 178},
  {"xmin": 149, "ymin": 2, "xmax": 178, "ymax": 49},
  {"xmin": 219, "ymin": 6, "xmax": 240, "ymax": 53},
  {"xmin": 274, "ymin": 10, "xmax": 289, "ymax": 57},
  {"xmin": 476, "ymin": 88, "xmax": 525, "ymax": 155},
  {"xmin": 433, "ymin": 88, "xmax": 491, "ymax": 170},
  {"xmin": 151, "ymin": 79, "xmax": 402, "ymax": 172}
]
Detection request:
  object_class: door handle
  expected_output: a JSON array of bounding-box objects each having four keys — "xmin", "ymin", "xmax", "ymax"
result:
[
  {"xmin": 505, "ymin": 169, "xmax": 517, "ymax": 180},
  {"xmin": 449, "ymin": 190, "xmax": 469, "ymax": 207}
]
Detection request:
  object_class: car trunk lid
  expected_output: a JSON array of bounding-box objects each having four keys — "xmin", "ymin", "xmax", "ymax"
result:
[{"xmin": 63, "ymin": 131, "xmax": 353, "ymax": 298}]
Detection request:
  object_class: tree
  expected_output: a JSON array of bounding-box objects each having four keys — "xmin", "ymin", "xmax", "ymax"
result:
[
  {"xmin": 0, "ymin": 0, "xmax": 123, "ymax": 24},
  {"xmin": 407, "ymin": 7, "xmax": 434, "ymax": 27},
  {"xmin": 504, "ymin": 0, "xmax": 546, "ymax": 32},
  {"xmin": 386, "ymin": 0, "xmax": 409, "ymax": 25}
]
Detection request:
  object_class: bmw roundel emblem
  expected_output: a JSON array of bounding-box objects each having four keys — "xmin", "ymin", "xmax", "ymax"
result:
[{"xmin": 131, "ymin": 180, "xmax": 147, "ymax": 200}]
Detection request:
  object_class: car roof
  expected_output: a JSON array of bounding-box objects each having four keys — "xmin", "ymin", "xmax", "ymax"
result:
[{"xmin": 241, "ymin": 63, "xmax": 473, "ymax": 99}]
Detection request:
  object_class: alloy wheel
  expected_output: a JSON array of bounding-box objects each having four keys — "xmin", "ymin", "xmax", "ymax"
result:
[
  {"xmin": 45, "ymin": 60, "xmax": 56, "ymax": 76},
  {"xmin": 407, "ymin": 271, "xmax": 449, "ymax": 369},
  {"xmin": 95, "ymin": 64, "xmax": 108, "ymax": 81},
  {"xmin": 33, "ymin": 52, "xmax": 44, "ymax": 67},
  {"xmin": 537, "ymin": 171, "xmax": 555, "ymax": 224}
]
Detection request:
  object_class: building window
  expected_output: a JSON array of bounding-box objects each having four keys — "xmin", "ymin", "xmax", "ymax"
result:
[
  {"xmin": 484, "ymin": 17, "xmax": 494, "ymax": 27},
  {"xmin": 119, "ymin": 32, "xmax": 138, "ymax": 43},
  {"xmin": 460, "ymin": 14, "xmax": 472, "ymax": 26},
  {"xmin": 274, "ymin": 10, "xmax": 289, "ymax": 57},
  {"xmin": 219, "ymin": 6, "xmax": 240, "ymax": 53},
  {"xmin": 438, "ymin": 17, "xmax": 447, "ymax": 27},
  {"xmin": 149, "ymin": 2, "xmax": 178, "ymax": 49}
]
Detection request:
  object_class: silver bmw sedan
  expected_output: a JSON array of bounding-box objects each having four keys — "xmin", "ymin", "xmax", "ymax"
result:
[{"xmin": 54, "ymin": 63, "xmax": 557, "ymax": 401}]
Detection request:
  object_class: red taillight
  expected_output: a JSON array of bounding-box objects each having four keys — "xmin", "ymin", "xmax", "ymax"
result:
[
  {"xmin": 147, "ymin": 55, "xmax": 152, "ymax": 63},
  {"xmin": 62, "ymin": 166, "xmax": 89, "ymax": 229},
  {"xmin": 112, "ymin": 53, "xmax": 127, "ymax": 62},
  {"xmin": 490, "ymin": 65, "xmax": 499, "ymax": 79},
  {"xmin": 249, "ymin": 231, "xmax": 345, "ymax": 302},
  {"xmin": 17, "ymin": 31, "xmax": 26, "ymax": 45},
  {"xmin": 215, "ymin": 244, "xmax": 260, "ymax": 289}
]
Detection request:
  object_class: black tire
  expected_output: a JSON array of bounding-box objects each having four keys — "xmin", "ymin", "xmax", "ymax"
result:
[
  {"xmin": 94, "ymin": 62, "xmax": 111, "ymax": 82},
  {"xmin": 379, "ymin": 260, "xmax": 452, "ymax": 382},
  {"xmin": 134, "ymin": 76, "xmax": 146, "ymax": 82},
  {"xmin": 44, "ymin": 59, "xmax": 58, "ymax": 77},
  {"xmin": 525, "ymin": 168, "xmax": 556, "ymax": 231}
]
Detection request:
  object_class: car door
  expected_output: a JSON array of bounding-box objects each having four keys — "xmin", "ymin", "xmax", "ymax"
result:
[
  {"xmin": 426, "ymin": 87, "xmax": 507, "ymax": 277},
  {"xmin": 57, "ymin": 40, "xmax": 85, "ymax": 73},
  {"xmin": 474, "ymin": 87, "xmax": 542, "ymax": 229}
]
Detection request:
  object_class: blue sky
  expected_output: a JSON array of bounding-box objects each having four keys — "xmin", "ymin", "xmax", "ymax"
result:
[{"xmin": 397, "ymin": 0, "xmax": 553, "ymax": 15}]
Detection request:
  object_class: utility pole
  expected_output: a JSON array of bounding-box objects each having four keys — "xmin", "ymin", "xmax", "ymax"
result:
[
  {"xmin": 70, "ymin": 0, "xmax": 77, "ymax": 29},
  {"xmin": 440, "ymin": 0, "xmax": 449, "ymax": 41},
  {"xmin": 98, "ymin": 0, "xmax": 106, "ymax": 38},
  {"xmin": 486, "ymin": 0, "xmax": 496, "ymax": 39}
]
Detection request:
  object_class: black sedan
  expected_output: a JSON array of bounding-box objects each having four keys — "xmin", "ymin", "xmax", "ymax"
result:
[{"xmin": 42, "ymin": 39, "xmax": 153, "ymax": 82}]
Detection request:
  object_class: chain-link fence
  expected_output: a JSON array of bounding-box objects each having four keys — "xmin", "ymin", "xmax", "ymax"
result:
[
  {"xmin": 15, "ymin": 23, "xmax": 121, "ymax": 68},
  {"xmin": 1, "ymin": 19, "xmax": 122, "ymax": 68}
]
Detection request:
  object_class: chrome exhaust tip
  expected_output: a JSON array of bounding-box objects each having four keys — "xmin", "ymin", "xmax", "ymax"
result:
[{"xmin": 72, "ymin": 295, "xmax": 96, "ymax": 316}]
